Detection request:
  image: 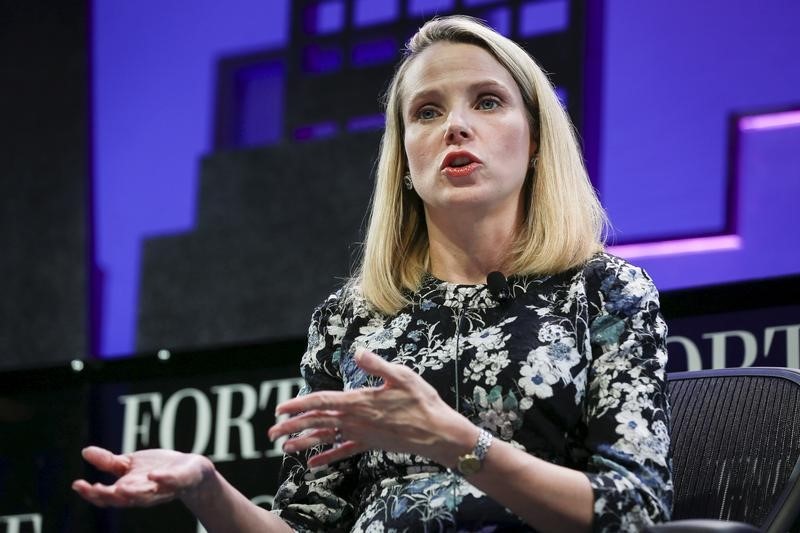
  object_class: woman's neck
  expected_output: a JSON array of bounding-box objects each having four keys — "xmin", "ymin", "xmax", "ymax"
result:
[{"xmin": 425, "ymin": 206, "xmax": 521, "ymax": 285}]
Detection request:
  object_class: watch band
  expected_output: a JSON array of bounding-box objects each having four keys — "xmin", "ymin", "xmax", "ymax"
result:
[
  {"xmin": 473, "ymin": 428, "xmax": 493, "ymax": 460},
  {"xmin": 456, "ymin": 429, "xmax": 494, "ymax": 476}
]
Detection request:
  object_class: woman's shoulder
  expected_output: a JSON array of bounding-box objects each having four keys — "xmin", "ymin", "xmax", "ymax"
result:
[
  {"xmin": 579, "ymin": 251, "xmax": 656, "ymax": 289},
  {"xmin": 577, "ymin": 251, "xmax": 661, "ymax": 318},
  {"xmin": 313, "ymin": 280, "xmax": 376, "ymax": 322},
  {"xmin": 527, "ymin": 251, "xmax": 654, "ymax": 292}
]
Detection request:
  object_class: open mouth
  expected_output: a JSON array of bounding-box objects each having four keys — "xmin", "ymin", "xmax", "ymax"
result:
[
  {"xmin": 441, "ymin": 151, "xmax": 481, "ymax": 177},
  {"xmin": 448, "ymin": 156, "xmax": 473, "ymax": 167},
  {"xmin": 442, "ymin": 151, "xmax": 481, "ymax": 168}
]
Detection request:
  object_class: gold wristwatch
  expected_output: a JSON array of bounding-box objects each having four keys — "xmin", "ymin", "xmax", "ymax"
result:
[{"xmin": 456, "ymin": 429, "xmax": 493, "ymax": 476}]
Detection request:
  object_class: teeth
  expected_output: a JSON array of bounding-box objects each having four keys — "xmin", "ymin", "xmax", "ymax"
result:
[{"xmin": 450, "ymin": 156, "xmax": 471, "ymax": 167}]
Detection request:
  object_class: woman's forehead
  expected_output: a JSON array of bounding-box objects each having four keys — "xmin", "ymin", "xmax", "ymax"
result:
[{"xmin": 400, "ymin": 42, "xmax": 517, "ymax": 105}]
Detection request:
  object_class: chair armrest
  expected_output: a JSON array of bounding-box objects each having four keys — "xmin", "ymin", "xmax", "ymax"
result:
[{"xmin": 644, "ymin": 519, "xmax": 760, "ymax": 533}]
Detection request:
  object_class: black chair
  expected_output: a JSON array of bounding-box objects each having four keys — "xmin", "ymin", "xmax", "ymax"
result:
[{"xmin": 648, "ymin": 367, "xmax": 800, "ymax": 532}]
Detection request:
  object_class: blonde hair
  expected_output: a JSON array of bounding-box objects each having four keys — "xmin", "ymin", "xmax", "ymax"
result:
[{"xmin": 352, "ymin": 15, "xmax": 606, "ymax": 314}]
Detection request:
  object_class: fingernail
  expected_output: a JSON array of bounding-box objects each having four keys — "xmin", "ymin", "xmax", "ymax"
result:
[
  {"xmin": 355, "ymin": 348, "xmax": 365, "ymax": 361},
  {"xmin": 283, "ymin": 442, "xmax": 295, "ymax": 453}
]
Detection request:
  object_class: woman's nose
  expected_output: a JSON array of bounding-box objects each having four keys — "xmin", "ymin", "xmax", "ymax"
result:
[{"xmin": 444, "ymin": 111, "xmax": 472, "ymax": 144}]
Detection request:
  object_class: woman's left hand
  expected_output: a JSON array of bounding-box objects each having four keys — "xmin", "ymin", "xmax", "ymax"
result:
[{"xmin": 267, "ymin": 348, "xmax": 477, "ymax": 468}]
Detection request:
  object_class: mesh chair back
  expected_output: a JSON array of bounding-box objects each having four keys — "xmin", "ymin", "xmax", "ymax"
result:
[{"xmin": 668, "ymin": 368, "xmax": 800, "ymax": 532}]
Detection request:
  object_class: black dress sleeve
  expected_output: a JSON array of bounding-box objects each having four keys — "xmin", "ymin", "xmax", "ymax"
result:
[
  {"xmin": 582, "ymin": 257, "xmax": 673, "ymax": 531},
  {"xmin": 271, "ymin": 292, "xmax": 361, "ymax": 532}
]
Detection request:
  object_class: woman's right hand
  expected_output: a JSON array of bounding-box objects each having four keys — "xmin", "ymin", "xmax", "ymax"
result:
[{"xmin": 72, "ymin": 446, "xmax": 215, "ymax": 508}]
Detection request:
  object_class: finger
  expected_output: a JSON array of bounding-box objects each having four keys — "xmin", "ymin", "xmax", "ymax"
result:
[
  {"xmin": 354, "ymin": 348, "xmax": 415, "ymax": 386},
  {"xmin": 88, "ymin": 482, "xmax": 131, "ymax": 507},
  {"xmin": 72, "ymin": 479, "xmax": 109, "ymax": 507},
  {"xmin": 307, "ymin": 441, "xmax": 364, "ymax": 468},
  {"xmin": 73, "ymin": 480, "xmax": 132, "ymax": 508},
  {"xmin": 269, "ymin": 412, "xmax": 339, "ymax": 442},
  {"xmin": 268, "ymin": 410, "xmax": 341, "ymax": 441},
  {"xmin": 281, "ymin": 427, "xmax": 338, "ymax": 454},
  {"xmin": 81, "ymin": 446, "xmax": 131, "ymax": 477},
  {"xmin": 275, "ymin": 388, "xmax": 357, "ymax": 415}
]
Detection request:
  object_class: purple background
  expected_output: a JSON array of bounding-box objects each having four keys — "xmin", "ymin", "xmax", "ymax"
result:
[
  {"xmin": 92, "ymin": 0, "xmax": 290, "ymax": 356},
  {"xmin": 93, "ymin": 0, "xmax": 800, "ymax": 357}
]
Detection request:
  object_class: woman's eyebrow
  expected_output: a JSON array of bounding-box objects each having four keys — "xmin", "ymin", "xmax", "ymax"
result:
[
  {"xmin": 406, "ymin": 79, "xmax": 511, "ymax": 107},
  {"xmin": 469, "ymin": 79, "xmax": 511, "ymax": 94},
  {"xmin": 404, "ymin": 88, "xmax": 442, "ymax": 111}
]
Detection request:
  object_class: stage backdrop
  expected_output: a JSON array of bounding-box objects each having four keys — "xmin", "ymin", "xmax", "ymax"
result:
[{"xmin": 92, "ymin": 0, "xmax": 800, "ymax": 358}]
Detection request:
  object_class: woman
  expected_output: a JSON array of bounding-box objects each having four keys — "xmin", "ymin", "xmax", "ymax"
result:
[{"xmin": 73, "ymin": 15, "xmax": 672, "ymax": 532}]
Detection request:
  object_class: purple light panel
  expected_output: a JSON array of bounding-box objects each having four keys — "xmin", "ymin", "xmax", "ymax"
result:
[
  {"xmin": 740, "ymin": 109, "xmax": 800, "ymax": 131},
  {"xmin": 613, "ymin": 108, "xmax": 800, "ymax": 289},
  {"xmin": 482, "ymin": 7, "xmax": 512, "ymax": 36},
  {"xmin": 519, "ymin": 0, "xmax": 569, "ymax": 37},
  {"xmin": 608, "ymin": 235, "xmax": 742, "ymax": 260},
  {"xmin": 600, "ymin": 0, "xmax": 800, "ymax": 244},
  {"xmin": 354, "ymin": 0, "xmax": 399, "ymax": 26},
  {"xmin": 294, "ymin": 121, "xmax": 339, "ymax": 141},
  {"xmin": 352, "ymin": 38, "xmax": 398, "ymax": 67},
  {"xmin": 463, "ymin": 0, "xmax": 502, "ymax": 6},
  {"xmin": 303, "ymin": 44, "xmax": 343, "ymax": 73},
  {"xmin": 304, "ymin": 1, "xmax": 345, "ymax": 35},
  {"xmin": 408, "ymin": 0, "xmax": 454, "ymax": 17},
  {"xmin": 347, "ymin": 114, "xmax": 386, "ymax": 132}
]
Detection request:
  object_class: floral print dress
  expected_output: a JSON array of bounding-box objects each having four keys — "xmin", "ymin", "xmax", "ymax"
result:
[{"xmin": 272, "ymin": 252, "xmax": 672, "ymax": 532}]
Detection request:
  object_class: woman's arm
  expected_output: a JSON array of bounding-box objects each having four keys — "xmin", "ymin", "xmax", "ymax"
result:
[
  {"xmin": 179, "ymin": 463, "xmax": 294, "ymax": 533},
  {"xmin": 271, "ymin": 349, "xmax": 594, "ymax": 532},
  {"xmin": 74, "ymin": 291, "xmax": 359, "ymax": 532},
  {"xmin": 438, "ymin": 426, "xmax": 595, "ymax": 533},
  {"xmin": 72, "ymin": 446, "xmax": 293, "ymax": 533}
]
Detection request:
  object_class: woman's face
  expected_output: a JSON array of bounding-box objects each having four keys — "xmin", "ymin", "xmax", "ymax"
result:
[{"xmin": 401, "ymin": 42, "xmax": 535, "ymax": 218}]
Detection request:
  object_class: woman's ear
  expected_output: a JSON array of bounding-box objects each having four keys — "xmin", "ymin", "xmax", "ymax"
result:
[
  {"xmin": 528, "ymin": 139, "xmax": 538, "ymax": 160},
  {"xmin": 528, "ymin": 110, "xmax": 540, "ymax": 159}
]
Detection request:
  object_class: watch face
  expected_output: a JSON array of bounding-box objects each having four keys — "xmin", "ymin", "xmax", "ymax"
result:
[{"xmin": 458, "ymin": 455, "xmax": 481, "ymax": 476}]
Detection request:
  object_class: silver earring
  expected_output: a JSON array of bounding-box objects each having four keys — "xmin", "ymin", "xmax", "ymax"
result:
[
  {"xmin": 404, "ymin": 173, "xmax": 413, "ymax": 190},
  {"xmin": 529, "ymin": 156, "xmax": 538, "ymax": 169}
]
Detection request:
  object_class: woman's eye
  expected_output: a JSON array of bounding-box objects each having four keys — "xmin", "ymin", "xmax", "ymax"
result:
[
  {"xmin": 417, "ymin": 107, "xmax": 438, "ymax": 120},
  {"xmin": 478, "ymin": 98, "xmax": 500, "ymax": 110}
]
